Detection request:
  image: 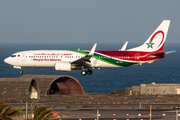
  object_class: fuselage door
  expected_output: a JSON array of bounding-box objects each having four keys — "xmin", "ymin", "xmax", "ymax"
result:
[
  {"xmin": 135, "ymin": 53, "xmax": 140, "ymax": 62},
  {"xmin": 21, "ymin": 53, "xmax": 26, "ymax": 61}
]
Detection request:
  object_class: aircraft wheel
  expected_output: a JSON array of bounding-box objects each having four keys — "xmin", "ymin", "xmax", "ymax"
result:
[
  {"xmin": 20, "ymin": 70, "xmax": 23, "ymax": 74},
  {"xmin": 81, "ymin": 70, "xmax": 86, "ymax": 76},
  {"xmin": 87, "ymin": 69, "xmax": 92, "ymax": 75}
]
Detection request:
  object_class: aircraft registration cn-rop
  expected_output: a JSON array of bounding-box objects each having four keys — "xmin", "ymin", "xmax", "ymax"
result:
[{"xmin": 4, "ymin": 20, "xmax": 171, "ymax": 75}]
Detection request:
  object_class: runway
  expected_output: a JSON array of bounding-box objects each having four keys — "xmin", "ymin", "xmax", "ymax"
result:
[
  {"xmin": 19, "ymin": 107, "xmax": 177, "ymax": 120},
  {"xmin": 51, "ymin": 109, "xmax": 175, "ymax": 120},
  {"xmin": 11, "ymin": 98, "xmax": 180, "ymax": 120}
]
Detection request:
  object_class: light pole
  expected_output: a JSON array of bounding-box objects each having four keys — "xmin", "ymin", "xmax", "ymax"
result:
[
  {"xmin": 177, "ymin": 109, "xmax": 178, "ymax": 120},
  {"xmin": 173, "ymin": 107, "xmax": 180, "ymax": 120},
  {"xmin": 150, "ymin": 104, "xmax": 152, "ymax": 120},
  {"xmin": 97, "ymin": 110, "xmax": 99, "ymax": 120},
  {"xmin": 26, "ymin": 100, "xmax": 28, "ymax": 120},
  {"xmin": 31, "ymin": 100, "xmax": 35, "ymax": 120}
]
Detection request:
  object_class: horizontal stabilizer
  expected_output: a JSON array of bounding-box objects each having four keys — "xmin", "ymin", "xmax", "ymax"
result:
[
  {"xmin": 149, "ymin": 52, "xmax": 165, "ymax": 57},
  {"xmin": 165, "ymin": 50, "xmax": 176, "ymax": 55}
]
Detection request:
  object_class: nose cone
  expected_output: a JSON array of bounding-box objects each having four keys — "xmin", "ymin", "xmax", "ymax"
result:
[{"xmin": 4, "ymin": 57, "xmax": 10, "ymax": 64}]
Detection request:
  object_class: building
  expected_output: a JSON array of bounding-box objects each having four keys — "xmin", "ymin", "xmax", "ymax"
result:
[
  {"xmin": 0, "ymin": 74, "xmax": 84, "ymax": 100},
  {"xmin": 126, "ymin": 82, "xmax": 180, "ymax": 95}
]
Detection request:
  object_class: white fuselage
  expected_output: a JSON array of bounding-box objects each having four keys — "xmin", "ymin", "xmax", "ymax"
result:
[{"xmin": 4, "ymin": 50, "xmax": 120, "ymax": 69}]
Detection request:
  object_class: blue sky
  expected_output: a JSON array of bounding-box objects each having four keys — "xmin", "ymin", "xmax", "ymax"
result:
[{"xmin": 0, "ymin": 0, "xmax": 179, "ymax": 43}]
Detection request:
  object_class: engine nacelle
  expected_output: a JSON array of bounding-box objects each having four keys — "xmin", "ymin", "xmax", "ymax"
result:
[
  {"xmin": 55, "ymin": 62, "xmax": 71, "ymax": 71},
  {"xmin": 55, "ymin": 62, "xmax": 81, "ymax": 71}
]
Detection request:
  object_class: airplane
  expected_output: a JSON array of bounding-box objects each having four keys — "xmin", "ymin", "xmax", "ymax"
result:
[{"xmin": 4, "ymin": 20, "xmax": 171, "ymax": 76}]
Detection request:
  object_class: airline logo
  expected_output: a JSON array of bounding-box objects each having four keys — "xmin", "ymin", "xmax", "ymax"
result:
[
  {"xmin": 146, "ymin": 41, "xmax": 154, "ymax": 49},
  {"xmin": 146, "ymin": 30, "xmax": 165, "ymax": 49}
]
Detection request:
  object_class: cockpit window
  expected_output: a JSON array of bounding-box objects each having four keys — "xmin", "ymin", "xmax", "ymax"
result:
[{"xmin": 12, "ymin": 55, "xmax": 16, "ymax": 57}]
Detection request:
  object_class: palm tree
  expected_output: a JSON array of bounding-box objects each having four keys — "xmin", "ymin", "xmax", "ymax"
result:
[
  {"xmin": 0, "ymin": 100, "xmax": 22, "ymax": 120},
  {"xmin": 33, "ymin": 104, "xmax": 54, "ymax": 120}
]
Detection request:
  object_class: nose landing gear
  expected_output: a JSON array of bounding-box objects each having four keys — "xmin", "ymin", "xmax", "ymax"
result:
[{"xmin": 20, "ymin": 68, "xmax": 23, "ymax": 74}]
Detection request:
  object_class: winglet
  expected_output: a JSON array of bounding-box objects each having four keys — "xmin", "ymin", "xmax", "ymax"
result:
[
  {"xmin": 88, "ymin": 43, "xmax": 97, "ymax": 56},
  {"xmin": 120, "ymin": 41, "xmax": 128, "ymax": 51}
]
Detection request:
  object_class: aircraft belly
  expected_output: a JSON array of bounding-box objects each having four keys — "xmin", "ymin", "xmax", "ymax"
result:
[{"xmin": 26, "ymin": 61, "xmax": 55, "ymax": 67}]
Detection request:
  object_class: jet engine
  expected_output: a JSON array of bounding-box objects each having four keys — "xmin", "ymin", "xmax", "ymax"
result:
[{"xmin": 55, "ymin": 62, "xmax": 81, "ymax": 71}]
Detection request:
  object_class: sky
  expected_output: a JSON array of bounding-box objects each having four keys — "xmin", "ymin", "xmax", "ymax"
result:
[{"xmin": 0, "ymin": 0, "xmax": 180, "ymax": 44}]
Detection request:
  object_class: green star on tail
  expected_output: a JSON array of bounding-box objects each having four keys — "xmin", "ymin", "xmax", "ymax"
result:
[{"xmin": 146, "ymin": 41, "xmax": 154, "ymax": 49}]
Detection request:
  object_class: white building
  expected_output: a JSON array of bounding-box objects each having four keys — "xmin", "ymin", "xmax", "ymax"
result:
[{"xmin": 126, "ymin": 82, "xmax": 180, "ymax": 95}]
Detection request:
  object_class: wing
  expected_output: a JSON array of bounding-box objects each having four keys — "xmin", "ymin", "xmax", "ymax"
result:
[
  {"xmin": 119, "ymin": 41, "xmax": 128, "ymax": 51},
  {"xmin": 71, "ymin": 43, "xmax": 97, "ymax": 68}
]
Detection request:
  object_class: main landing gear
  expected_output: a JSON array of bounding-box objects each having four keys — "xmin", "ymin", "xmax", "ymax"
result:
[{"xmin": 81, "ymin": 69, "xmax": 92, "ymax": 76}]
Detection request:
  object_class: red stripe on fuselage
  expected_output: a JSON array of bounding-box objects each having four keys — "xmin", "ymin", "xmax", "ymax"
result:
[{"xmin": 95, "ymin": 51, "xmax": 164, "ymax": 61}]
